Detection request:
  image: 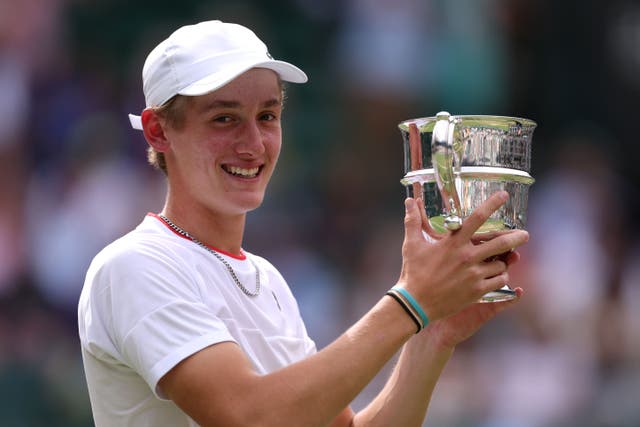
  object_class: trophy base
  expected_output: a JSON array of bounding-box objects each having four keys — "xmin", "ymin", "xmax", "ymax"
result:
[{"xmin": 479, "ymin": 285, "xmax": 517, "ymax": 303}]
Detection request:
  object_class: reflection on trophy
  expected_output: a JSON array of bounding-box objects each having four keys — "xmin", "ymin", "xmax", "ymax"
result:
[{"xmin": 398, "ymin": 111, "xmax": 537, "ymax": 302}]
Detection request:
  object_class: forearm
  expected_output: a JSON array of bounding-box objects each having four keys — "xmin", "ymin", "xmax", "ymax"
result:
[
  {"xmin": 349, "ymin": 293, "xmax": 524, "ymax": 427},
  {"xmin": 254, "ymin": 296, "xmax": 415, "ymax": 426},
  {"xmin": 352, "ymin": 336, "xmax": 454, "ymax": 427}
]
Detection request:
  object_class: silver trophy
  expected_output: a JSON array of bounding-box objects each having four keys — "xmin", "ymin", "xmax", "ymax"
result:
[{"xmin": 399, "ymin": 111, "xmax": 536, "ymax": 302}]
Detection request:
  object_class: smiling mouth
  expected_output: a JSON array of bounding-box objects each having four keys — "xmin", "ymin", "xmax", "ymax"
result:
[{"xmin": 222, "ymin": 165, "xmax": 261, "ymax": 178}]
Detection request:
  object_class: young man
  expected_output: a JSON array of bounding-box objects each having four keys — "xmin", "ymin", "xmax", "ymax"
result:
[{"xmin": 78, "ymin": 20, "xmax": 529, "ymax": 426}]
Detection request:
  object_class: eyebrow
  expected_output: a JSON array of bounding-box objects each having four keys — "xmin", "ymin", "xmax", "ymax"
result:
[{"xmin": 200, "ymin": 98, "xmax": 282, "ymax": 112}]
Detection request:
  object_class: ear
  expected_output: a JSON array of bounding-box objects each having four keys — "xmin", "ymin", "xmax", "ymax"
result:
[{"xmin": 141, "ymin": 108, "xmax": 170, "ymax": 153}]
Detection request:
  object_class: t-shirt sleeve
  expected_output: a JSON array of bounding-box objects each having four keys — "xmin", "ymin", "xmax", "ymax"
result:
[{"xmin": 89, "ymin": 244, "xmax": 235, "ymax": 399}]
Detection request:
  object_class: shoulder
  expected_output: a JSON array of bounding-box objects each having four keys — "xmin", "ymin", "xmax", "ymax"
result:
[
  {"xmin": 79, "ymin": 216, "xmax": 207, "ymax": 348},
  {"xmin": 96, "ymin": 214, "xmax": 193, "ymax": 267},
  {"xmin": 82, "ymin": 215, "xmax": 203, "ymax": 305}
]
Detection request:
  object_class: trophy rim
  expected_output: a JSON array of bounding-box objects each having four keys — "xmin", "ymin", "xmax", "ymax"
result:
[
  {"xmin": 398, "ymin": 114, "xmax": 537, "ymax": 132},
  {"xmin": 401, "ymin": 166, "xmax": 535, "ymax": 186}
]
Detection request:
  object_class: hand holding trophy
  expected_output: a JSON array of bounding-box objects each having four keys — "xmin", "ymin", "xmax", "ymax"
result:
[{"xmin": 399, "ymin": 112, "xmax": 537, "ymax": 302}]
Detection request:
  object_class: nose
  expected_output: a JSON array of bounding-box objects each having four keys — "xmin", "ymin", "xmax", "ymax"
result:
[{"xmin": 234, "ymin": 120, "xmax": 265, "ymax": 157}]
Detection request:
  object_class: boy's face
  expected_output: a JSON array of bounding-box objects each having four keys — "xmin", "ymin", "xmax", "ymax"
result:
[{"xmin": 163, "ymin": 68, "xmax": 284, "ymax": 217}]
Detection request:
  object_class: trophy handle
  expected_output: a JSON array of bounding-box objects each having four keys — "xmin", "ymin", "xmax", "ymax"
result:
[{"xmin": 431, "ymin": 111, "xmax": 463, "ymax": 230}]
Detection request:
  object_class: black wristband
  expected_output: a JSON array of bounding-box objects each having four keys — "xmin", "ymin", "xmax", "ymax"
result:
[{"xmin": 386, "ymin": 291, "xmax": 422, "ymax": 334}]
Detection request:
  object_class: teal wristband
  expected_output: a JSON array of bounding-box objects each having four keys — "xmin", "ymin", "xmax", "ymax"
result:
[{"xmin": 392, "ymin": 286, "xmax": 429, "ymax": 327}]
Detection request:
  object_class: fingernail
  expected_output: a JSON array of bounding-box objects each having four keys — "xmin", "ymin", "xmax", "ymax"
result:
[
  {"xmin": 511, "ymin": 230, "xmax": 529, "ymax": 243},
  {"xmin": 405, "ymin": 198, "xmax": 416, "ymax": 210}
]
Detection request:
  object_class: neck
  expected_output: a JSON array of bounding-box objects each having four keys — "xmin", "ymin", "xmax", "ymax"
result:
[{"xmin": 161, "ymin": 202, "xmax": 246, "ymax": 257}]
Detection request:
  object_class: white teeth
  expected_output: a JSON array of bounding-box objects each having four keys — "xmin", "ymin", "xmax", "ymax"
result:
[{"xmin": 226, "ymin": 166, "xmax": 259, "ymax": 177}]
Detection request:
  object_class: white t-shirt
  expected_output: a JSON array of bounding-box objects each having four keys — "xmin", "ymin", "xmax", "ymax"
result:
[{"xmin": 78, "ymin": 213, "xmax": 316, "ymax": 427}]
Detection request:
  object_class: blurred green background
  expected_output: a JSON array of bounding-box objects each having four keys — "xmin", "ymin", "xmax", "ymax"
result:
[{"xmin": 1, "ymin": 0, "xmax": 638, "ymax": 426}]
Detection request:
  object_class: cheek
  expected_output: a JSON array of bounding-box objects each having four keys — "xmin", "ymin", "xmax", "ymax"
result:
[
  {"xmin": 184, "ymin": 131, "xmax": 224, "ymax": 158},
  {"xmin": 270, "ymin": 140, "xmax": 282, "ymax": 159},
  {"xmin": 266, "ymin": 130, "xmax": 282, "ymax": 159},
  {"xmin": 171, "ymin": 137, "xmax": 219, "ymax": 176}
]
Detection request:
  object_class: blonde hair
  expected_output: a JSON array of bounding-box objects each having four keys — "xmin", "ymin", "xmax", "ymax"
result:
[{"xmin": 147, "ymin": 95, "xmax": 191, "ymax": 175}]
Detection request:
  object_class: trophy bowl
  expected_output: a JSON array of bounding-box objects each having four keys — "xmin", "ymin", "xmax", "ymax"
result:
[{"xmin": 398, "ymin": 112, "xmax": 537, "ymax": 302}]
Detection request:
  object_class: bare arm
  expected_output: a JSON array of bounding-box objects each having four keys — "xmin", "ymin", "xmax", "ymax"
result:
[
  {"xmin": 159, "ymin": 192, "xmax": 529, "ymax": 427},
  {"xmin": 160, "ymin": 296, "xmax": 417, "ymax": 427},
  {"xmin": 348, "ymin": 195, "xmax": 527, "ymax": 426},
  {"xmin": 351, "ymin": 287, "xmax": 523, "ymax": 427}
]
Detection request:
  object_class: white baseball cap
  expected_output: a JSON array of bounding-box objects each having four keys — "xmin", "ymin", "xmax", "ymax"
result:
[{"xmin": 128, "ymin": 20, "xmax": 308, "ymax": 130}]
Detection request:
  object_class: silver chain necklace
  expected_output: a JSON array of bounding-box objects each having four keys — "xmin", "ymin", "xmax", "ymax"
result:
[{"xmin": 158, "ymin": 214, "xmax": 260, "ymax": 297}]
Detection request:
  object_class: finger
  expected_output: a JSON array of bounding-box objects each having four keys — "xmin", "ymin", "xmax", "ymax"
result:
[
  {"xmin": 471, "ymin": 229, "xmax": 510, "ymax": 245},
  {"xmin": 504, "ymin": 250, "xmax": 521, "ymax": 266},
  {"xmin": 457, "ymin": 191, "xmax": 509, "ymax": 240},
  {"xmin": 483, "ymin": 248, "xmax": 519, "ymax": 264},
  {"xmin": 475, "ymin": 272, "xmax": 511, "ymax": 298},
  {"xmin": 473, "ymin": 230, "xmax": 529, "ymax": 262},
  {"xmin": 478, "ymin": 259, "xmax": 508, "ymax": 279},
  {"xmin": 416, "ymin": 197, "xmax": 443, "ymax": 241},
  {"xmin": 403, "ymin": 198, "xmax": 424, "ymax": 246}
]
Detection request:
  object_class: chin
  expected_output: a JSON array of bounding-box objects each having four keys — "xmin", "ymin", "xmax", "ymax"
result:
[{"xmin": 231, "ymin": 195, "xmax": 266, "ymax": 214}]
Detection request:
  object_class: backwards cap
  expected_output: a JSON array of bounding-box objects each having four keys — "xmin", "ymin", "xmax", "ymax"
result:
[{"xmin": 128, "ymin": 20, "xmax": 308, "ymax": 130}]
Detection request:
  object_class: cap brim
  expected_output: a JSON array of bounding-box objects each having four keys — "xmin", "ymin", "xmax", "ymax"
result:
[
  {"xmin": 129, "ymin": 59, "xmax": 307, "ymax": 130},
  {"xmin": 178, "ymin": 59, "xmax": 307, "ymax": 97}
]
